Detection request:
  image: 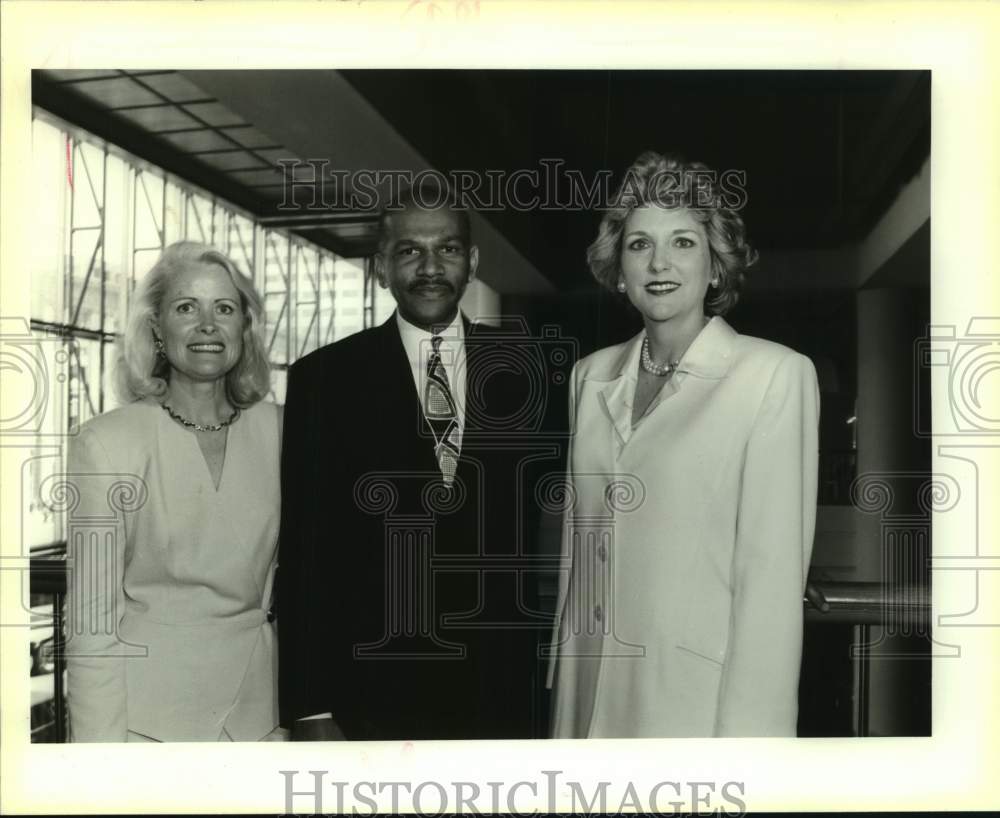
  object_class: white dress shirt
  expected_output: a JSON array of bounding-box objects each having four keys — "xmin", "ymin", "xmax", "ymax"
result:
[{"xmin": 396, "ymin": 309, "xmax": 468, "ymax": 448}]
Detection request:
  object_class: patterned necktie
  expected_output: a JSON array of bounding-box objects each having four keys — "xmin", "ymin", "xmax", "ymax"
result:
[{"xmin": 424, "ymin": 335, "xmax": 460, "ymax": 485}]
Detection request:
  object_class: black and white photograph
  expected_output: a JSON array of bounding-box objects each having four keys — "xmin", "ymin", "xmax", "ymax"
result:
[{"xmin": 1, "ymin": 1, "xmax": 997, "ymax": 815}]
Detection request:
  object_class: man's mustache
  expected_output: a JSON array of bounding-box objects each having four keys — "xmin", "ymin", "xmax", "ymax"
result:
[{"xmin": 410, "ymin": 280, "xmax": 454, "ymax": 292}]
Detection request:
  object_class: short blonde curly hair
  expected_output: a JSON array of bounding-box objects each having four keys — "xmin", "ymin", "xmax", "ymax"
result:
[{"xmin": 587, "ymin": 151, "xmax": 758, "ymax": 315}]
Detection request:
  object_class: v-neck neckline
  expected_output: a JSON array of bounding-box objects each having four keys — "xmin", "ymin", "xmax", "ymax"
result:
[
  {"xmin": 194, "ymin": 427, "xmax": 230, "ymax": 492},
  {"xmin": 157, "ymin": 401, "xmax": 237, "ymax": 493},
  {"xmin": 630, "ymin": 370, "xmax": 679, "ymax": 429}
]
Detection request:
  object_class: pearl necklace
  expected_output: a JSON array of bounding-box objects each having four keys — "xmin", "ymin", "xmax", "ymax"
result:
[
  {"xmin": 161, "ymin": 402, "xmax": 240, "ymax": 432},
  {"xmin": 640, "ymin": 336, "xmax": 681, "ymax": 377}
]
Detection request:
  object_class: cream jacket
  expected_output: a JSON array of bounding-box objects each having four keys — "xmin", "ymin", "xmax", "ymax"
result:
[
  {"xmin": 65, "ymin": 399, "xmax": 280, "ymax": 741},
  {"xmin": 548, "ymin": 317, "xmax": 819, "ymax": 737}
]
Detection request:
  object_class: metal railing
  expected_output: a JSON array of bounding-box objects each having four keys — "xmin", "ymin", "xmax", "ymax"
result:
[
  {"xmin": 804, "ymin": 579, "xmax": 929, "ymax": 625},
  {"xmin": 804, "ymin": 579, "xmax": 931, "ymax": 737},
  {"xmin": 29, "ymin": 551, "xmax": 68, "ymax": 742}
]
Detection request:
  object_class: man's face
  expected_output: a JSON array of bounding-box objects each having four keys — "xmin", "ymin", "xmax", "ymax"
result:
[{"xmin": 375, "ymin": 206, "xmax": 478, "ymax": 331}]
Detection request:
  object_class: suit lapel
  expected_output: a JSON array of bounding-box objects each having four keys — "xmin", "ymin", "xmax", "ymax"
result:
[
  {"xmin": 595, "ymin": 333, "xmax": 643, "ymax": 448},
  {"xmin": 344, "ymin": 317, "xmax": 437, "ymax": 473},
  {"xmin": 598, "ymin": 377, "xmax": 634, "ymax": 448}
]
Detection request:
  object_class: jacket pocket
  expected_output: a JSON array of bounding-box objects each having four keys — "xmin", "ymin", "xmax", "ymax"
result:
[
  {"xmin": 675, "ymin": 642, "xmax": 724, "ymax": 668},
  {"xmin": 673, "ymin": 584, "xmax": 731, "ymax": 668}
]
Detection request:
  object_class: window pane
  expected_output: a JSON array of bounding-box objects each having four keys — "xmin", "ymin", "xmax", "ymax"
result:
[
  {"xmin": 133, "ymin": 171, "xmax": 165, "ymax": 254},
  {"xmin": 269, "ymin": 369, "xmax": 287, "ymax": 406},
  {"xmin": 262, "ymin": 232, "xmax": 290, "ymax": 365},
  {"xmin": 103, "ymin": 154, "xmax": 131, "ymax": 336},
  {"xmin": 333, "ymin": 258, "xmax": 365, "ymax": 341},
  {"xmin": 227, "ymin": 215, "xmax": 256, "ymax": 276},
  {"xmin": 66, "ymin": 141, "xmax": 108, "ymax": 333},
  {"xmin": 183, "ymin": 192, "xmax": 213, "ymax": 243},
  {"xmin": 68, "ymin": 336, "xmax": 105, "ymax": 424},
  {"xmin": 373, "ymin": 271, "xmax": 396, "ymax": 326},
  {"xmin": 24, "ymin": 449, "xmax": 65, "ymax": 549},
  {"xmin": 31, "ymin": 113, "xmax": 374, "ymax": 429},
  {"xmin": 294, "ymin": 243, "xmax": 320, "ymax": 358},
  {"xmin": 31, "ymin": 118, "xmax": 67, "ymax": 326},
  {"xmin": 163, "ymin": 179, "xmax": 185, "ymax": 246}
]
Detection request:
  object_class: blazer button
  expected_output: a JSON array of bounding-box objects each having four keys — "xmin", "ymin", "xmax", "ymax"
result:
[{"xmin": 594, "ymin": 604, "xmax": 603, "ymax": 621}]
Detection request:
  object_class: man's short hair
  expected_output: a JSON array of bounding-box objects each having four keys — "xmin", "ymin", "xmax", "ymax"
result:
[{"xmin": 377, "ymin": 178, "xmax": 472, "ymax": 252}]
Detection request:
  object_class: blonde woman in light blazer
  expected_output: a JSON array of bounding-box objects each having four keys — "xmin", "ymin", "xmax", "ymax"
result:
[
  {"xmin": 548, "ymin": 152, "xmax": 820, "ymax": 738},
  {"xmin": 65, "ymin": 242, "xmax": 285, "ymax": 742}
]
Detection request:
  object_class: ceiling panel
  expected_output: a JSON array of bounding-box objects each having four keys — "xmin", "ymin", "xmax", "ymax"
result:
[
  {"xmin": 181, "ymin": 101, "xmax": 248, "ymax": 128},
  {"xmin": 223, "ymin": 125, "xmax": 281, "ymax": 149},
  {"xmin": 158, "ymin": 129, "xmax": 242, "ymax": 152},
  {"xmin": 228, "ymin": 167, "xmax": 286, "ymax": 186},
  {"xmin": 196, "ymin": 151, "xmax": 269, "ymax": 171},
  {"xmin": 42, "ymin": 69, "xmax": 121, "ymax": 82},
  {"xmin": 71, "ymin": 76, "xmax": 164, "ymax": 108},
  {"xmin": 128, "ymin": 71, "xmax": 210, "ymax": 103},
  {"xmin": 255, "ymin": 147, "xmax": 302, "ymax": 164},
  {"xmin": 115, "ymin": 105, "xmax": 202, "ymax": 131}
]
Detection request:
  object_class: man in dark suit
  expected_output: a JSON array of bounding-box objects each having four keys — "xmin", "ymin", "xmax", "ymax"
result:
[{"xmin": 277, "ymin": 185, "xmax": 549, "ymax": 741}]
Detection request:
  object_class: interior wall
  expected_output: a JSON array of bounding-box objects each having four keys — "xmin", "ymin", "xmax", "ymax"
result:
[{"xmin": 461, "ymin": 279, "xmax": 501, "ymax": 326}]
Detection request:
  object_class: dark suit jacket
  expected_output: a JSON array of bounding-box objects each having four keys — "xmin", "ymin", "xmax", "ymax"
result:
[{"xmin": 277, "ymin": 314, "xmax": 553, "ymax": 740}]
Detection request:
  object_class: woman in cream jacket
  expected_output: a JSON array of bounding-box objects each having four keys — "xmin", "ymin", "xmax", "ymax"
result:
[
  {"xmin": 548, "ymin": 152, "xmax": 820, "ymax": 737},
  {"xmin": 65, "ymin": 242, "xmax": 283, "ymax": 742}
]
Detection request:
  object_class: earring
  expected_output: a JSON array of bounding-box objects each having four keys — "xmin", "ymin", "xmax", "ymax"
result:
[
  {"xmin": 154, "ymin": 335, "xmax": 166, "ymax": 358},
  {"xmin": 710, "ymin": 278, "xmax": 720, "ymax": 288},
  {"xmin": 616, "ymin": 279, "xmax": 627, "ymax": 293}
]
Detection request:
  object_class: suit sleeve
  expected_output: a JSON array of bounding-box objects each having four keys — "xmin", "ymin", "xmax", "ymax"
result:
[
  {"xmin": 276, "ymin": 358, "xmax": 337, "ymax": 725},
  {"xmin": 715, "ymin": 352, "xmax": 820, "ymax": 736},
  {"xmin": 64, "ymin": 425, "xmax": 129, "ymax": 742}
]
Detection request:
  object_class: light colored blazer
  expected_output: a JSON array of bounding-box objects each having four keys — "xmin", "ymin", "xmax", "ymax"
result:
[
  {"xmin": 548, "ymin": 317, "xmax": 819, "ymax": 737},
  {"xmin": 65, "ymin": 398, "xmax": 280, "ymax": 741}
]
